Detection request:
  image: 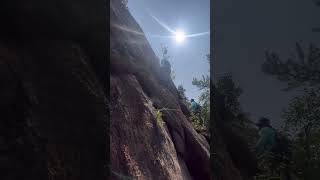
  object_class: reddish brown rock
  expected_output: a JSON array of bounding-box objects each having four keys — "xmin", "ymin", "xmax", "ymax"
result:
[{"xmin": 110, "ymin": 0, "xmax": 210, "ymax": 179}]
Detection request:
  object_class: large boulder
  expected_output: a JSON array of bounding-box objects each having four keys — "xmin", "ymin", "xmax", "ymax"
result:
[
  {"xmin": 0, "ymin": 0, "xmax": 108, "ymax": 179},
  {"xmin": 110, "ymin": 0, "xmax": 210, "ymax": 179}
]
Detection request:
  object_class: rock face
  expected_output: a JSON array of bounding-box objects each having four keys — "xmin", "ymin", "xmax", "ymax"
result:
[
  {"xmin": 0, "ymin": 42, "xmax": 108, "ymax": 180},
  {"xmin": 0, "ymin": 0, "xmax": 108, "ymax": 179},
  {"xmin": 110, "ymin": 0, "xmax": 210, "ymax": 179},
  {"xmin": 0, "ymin": 0, "xmax": 210, "ymax": 179}
]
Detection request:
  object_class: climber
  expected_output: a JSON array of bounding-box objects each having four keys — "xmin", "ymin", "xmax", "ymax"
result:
[
  {"xmin": 255, "ymin": 117, "xmax": 277, "ymax": 157},
  {"xmin": 190, "ymin": 99, "xmax": 203, "ymax": 125},
  {"xmin": 190, "ymin": 99, "xmax": 201, "ymax": 113},
  {"xmin": 255, "ymin": 118, "xmax": 293, "ymax": 179}
]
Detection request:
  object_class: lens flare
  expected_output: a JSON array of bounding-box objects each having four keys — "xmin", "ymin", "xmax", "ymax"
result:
[
  {"xmin": 174, "ymin": 30, "xmax": 186, "ymax": 43},
  {"xmin": 112, "ymin": 10, "xmax": 210, "ymax": 43}
]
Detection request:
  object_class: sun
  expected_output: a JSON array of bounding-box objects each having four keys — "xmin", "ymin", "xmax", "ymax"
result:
[{"xmin": 174, "ymin": 30, "xmax": 186, "ymax": 43}]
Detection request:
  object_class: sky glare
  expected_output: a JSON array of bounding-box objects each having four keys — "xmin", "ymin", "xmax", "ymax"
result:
[{"xmin": 127, "ymin": 0, "xmax": 210, "ymax": 101}]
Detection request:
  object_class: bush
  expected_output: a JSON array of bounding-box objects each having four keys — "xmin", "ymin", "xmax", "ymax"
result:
[
  {"xmin": 121, "ymin": 0, "xmax": 128, "ymax": 9},
  {"xmin": 190, "ymin": 113, "xmax": 206, "ymax": 132},
  {"xmin": 156, "ymin": 110, "xmax": 165, "ymax": 127}
]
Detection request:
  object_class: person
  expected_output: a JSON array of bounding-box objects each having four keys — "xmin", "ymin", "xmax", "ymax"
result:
[
  {"xmin": 255, "ymin": 117, "xmax": 292, "ymax": 180},
  {"xmin": 255, "ymin": 117, "xmax": 277, "ymax": 157},
  {"xmin": 190, "ymin": 99, "xmax": 203, "ymax": 125},
  {"xmin": 190, "ymin": 99, "xmax": 200, "ymax": 113}
]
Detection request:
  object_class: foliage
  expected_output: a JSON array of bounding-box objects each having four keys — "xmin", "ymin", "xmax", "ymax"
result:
[
  {"xmin": 121, "ymin": 0, "xmax": 128, "ymax": 9},
  {"xmin": 283, "ymin": 88, "xmax": 320, "ymax": 134},
  {"xmin": 161, "ymin": 45, "xmax": 170, "ymax": 61},
  {"xmin": 192, "ymin": 54, "xmax": 210, "ymax": 129},
  {"xmin": 260, "ymin": 6, "xmax": 320, "ymax": 178},
  {"xmin": 216, "ymin": 75, "xmax": 243, "ymax": 116},
  {"xmin": 192, "ymin": 75, "xmax": 210, "ymax": 90},
  {"xmin": 156, "ymin": 108, "xmax": 178, "ymax": 128},
  {"xmin": 262, "ymin": 42, "xmax": 320, "ymax": 179},
  {"xmin": 160, "ymin": 45, "xmax": 175, "ymax": 80},
  {"xmin": 193, "ymin": 75, "xmax": 210, "ymax": 107},
  {"xmin": 177, "ymin": 85, "xmax": 187, "ymax": 101},
  {"xmin": 254, "ymin": 150, "xmax": 296, "ymax": 180},
  {"xmin": 190, "ymin": 113, "xmax": 206, "ymax": 132},
  {"xmin": 177, "ymin": 85, "xmax": 191, "ymax": 107},
  {"xmin": 200, "ymin": 101, "xmax": 210, "ymax": 127},
  {"xmin": 178, "ymin": 83, "xmax": 208, "ymax": 130},
  {"xmin": 291, "ymin": 132, "xmax": 320, "ymax": 180},
  {"xmin": 255, "ymin": 154, "xmax": 283, "ymax": 180},
  {"xmin": 171, "ymin": 69, "xmax": 176, "ymax": 80},
  {"xmin": 282, "ymin": 88, "xmax": 320, "ymax": 179},
  {"xmin": 262, "ymin": 43, "xmax": 320, "ymax": 91},
  {"xmin": 156, "ymin": 110, "xmax": 165, "ymax": 127}
]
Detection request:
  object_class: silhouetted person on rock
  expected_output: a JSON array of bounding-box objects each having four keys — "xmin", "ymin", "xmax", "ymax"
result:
[
  {"xmin": 255, "ymin": 117, "xmax": 292, "ymax": 180},
  {"xmin": 255, "ymin": 117, "xmax": 277, "ymax": 157}
]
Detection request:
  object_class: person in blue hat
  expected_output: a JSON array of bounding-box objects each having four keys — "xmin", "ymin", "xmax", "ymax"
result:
[
  {"xmin": 255, "ymin": 117, "xmax": 277, "ymax": 157},
  {"xmin": 190, "ymin": 99, "xmax": 203, "ymax": 125}
]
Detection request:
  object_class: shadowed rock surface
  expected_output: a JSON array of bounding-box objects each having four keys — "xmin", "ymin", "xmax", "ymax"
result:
[
  {"xmin": 0, "ymin": 0, "xmax": 211, "ymax": 179},
  {"xmin": 0, "ymin": 0, "xmax": 108, "ymax": 179}
]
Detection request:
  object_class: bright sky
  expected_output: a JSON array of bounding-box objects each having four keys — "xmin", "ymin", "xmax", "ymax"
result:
[{"xmin": 127, "ymin": 0, "xmax": 210, "ymax": 101}]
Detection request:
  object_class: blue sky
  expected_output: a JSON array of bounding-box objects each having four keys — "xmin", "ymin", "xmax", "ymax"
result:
[{"xmin": 127, "ymin": 0, "xmax": 210, "ymax": 101}]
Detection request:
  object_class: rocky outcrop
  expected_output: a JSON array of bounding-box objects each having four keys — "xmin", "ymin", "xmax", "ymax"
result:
[
  {"xmin": 0, "ymin": 0, "xmax": 211, "ymax": 179},
  {"xmin": 0, "ymin": 0, "xmax": 108, "ymax": 179},
  {"xmin": 110, "ymin": 0, "xmax": 210, "ymax": 179},
  {"xmin": 0, "ymin": 41, "xmax": 108, "ymax": 180}
]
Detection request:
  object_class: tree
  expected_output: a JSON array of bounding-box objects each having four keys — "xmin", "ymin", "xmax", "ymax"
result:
[
  {"xmin": 263, "ymin": 44, "xmax": 320, "ymax": 178},
  {"xmin": 262, "ymin": 43, "xmax": 320, "ymax": 91},
  {"xmin": 216, "ymin": 75, "xmax": 243, "ymax": 116},
  {"xmin": 177, "ymin": 85, "xmax": 188, "ymax": 101},
  {"xmin": 121, "ymin": 0, "xmax": 128, "ymax": 9},
  {"xmin": 161, "ymin": 45, "xmax": 170, "ymax": 62},
  {"xmin": 192, "ymin": 54, "xmax": 210, "ymax": 107},
  {"xmin": 261, "ymin": 4, "xmax": 320, "ymax": 178},
  {"xmin": 283, "ymin": 88, "xmax": 320, "ymax": 135},
  {"xmin": 177, "ymin": 85, "xmax": 191, "ymax": 106},
  {"xmin": 192, "ymin": 54, "xmax": 210, "ymax": 127},
  {"xmin": 171, "ymin": 69, "xmax": 176, "ymax": 80},
  {"xmin": 160, "ymin": 45, "xmax": 175, "ymax": 81},
  {"xmin": 192, "ymin": 75, "xmax": 210, "ymax": 105},
  {"xmin": 282, "ymin": 88, "xmax": 320, "ymax": 179}
]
